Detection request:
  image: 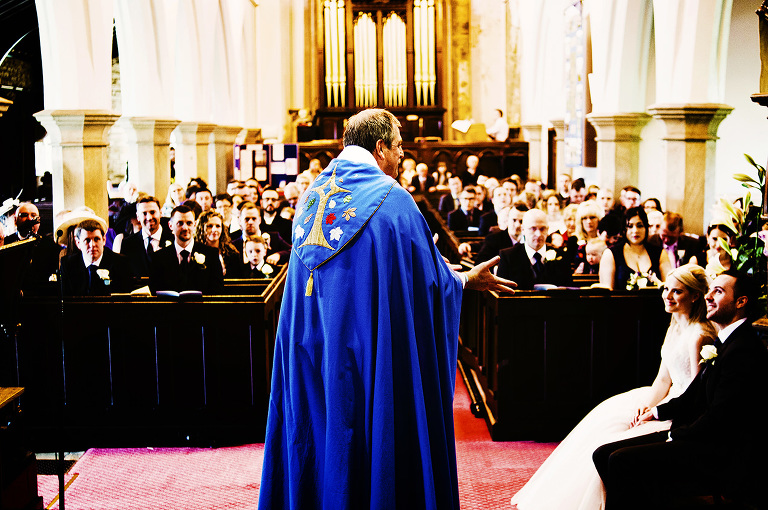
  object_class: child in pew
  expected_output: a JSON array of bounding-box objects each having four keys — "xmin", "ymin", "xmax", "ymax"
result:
[
  {"xmin": 243, "ymin": 235, "xmax": 276, "ymax": 278},
  {"xmin": 575, "ymin": 238, "xmax": 606, "ymax": 274}
]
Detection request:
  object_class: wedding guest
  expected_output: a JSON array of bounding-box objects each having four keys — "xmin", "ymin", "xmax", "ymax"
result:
[
  {"xmin": 447, "ymin": 186, "xmax": 480, "ymax": 231},
  {"xmin": 512, "ymin": 264, "xmax": 716, "ymax": 509},
  {"xmin": 194, "ymin": 210, "xmax": 242, "ymax": 277},
  {"xmin": 642, "ymin": 197, "xmax": 662, "ymax": 213},
  {"xmin": 60, "ymin": 218, "xmax": 133, "ymax": 295},
  {"xmin": 260, "ymin": 187, "xmax": 293, "ymax": 245},
  {"xmin": 497, "ymin": 209, "xmax": 571, "ymax": 290},
  {"xmin": 538, "ymin": 190, "xmax": 564, "ymax": 234},
  {"xmin": 161, "ymin": 183, "xmax": 184, "ymax": 217},
  {"xmin": 571, "ymin": 200, "xmax": 602, "ymax": 268},
  {"xmin": 690, "ymin": 223, "xmax": 735, "ymax": 276},
  {"xmin": 242, "ymin": 235, "xmax": 276, "ymax": 278},
  {"xmin": 195, "ymin": 187, "xmax": 214, "ymax": 212},
  {"xmin": 619, "ymin": 185, "xmax": 642, "ymax": 211},
  {"xmin": 594, "ymin": 270, "xmax": 768, "ymax": 509},
  {"xmin": 596, "ymin": 188, "xmax": 615, "ymax": 217},
  {"xmin": 149, "ymin": 205, "xmax": 223, "ymax": 294},
  {"xmin": 647, "ymin": 211, "xmax": 702, "ymax": 268},
  {"xmin": 119, "ymin": 196, "xmax": 174, "ymax": 277},
  {"xmin": 556, "ymin": 173, "xmax": 572, "ymax": 205},
  {"xmin": 407, "ymin": 163, "xmax": 436, "ymax": 193},
  {"xmin": 647, "ymin": 209, "xmax": 664, "ymax": 238},
  {"xmin": 575, "ymin": 238, "xmax": 607, "ymax": 274},
  {"xmin": 599, "ymin": 207, "xmax": 672, "ymax": 290},
  {"xmin": 438, "ymin": 175, "xmax": 463, "ymax": 217},
  {"xmin": 478, "ymin": 185, "xmax": 513, "ymax": 236}
]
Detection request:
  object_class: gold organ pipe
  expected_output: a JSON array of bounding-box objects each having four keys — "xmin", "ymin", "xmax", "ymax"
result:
[
  {"xmin": 329, "ymin": 0, "xmax": 339, "ymax": 106},
  {"xmin": 324, "ymin": 1, "xmax": 333, "ymax": 105},
  {"xmin": 427, "ymin": 0, "xmax": 435, "ymax": 105},
  {"xmin": 414, "ymin": 1, "xmax": 422, "ymax": 105}
]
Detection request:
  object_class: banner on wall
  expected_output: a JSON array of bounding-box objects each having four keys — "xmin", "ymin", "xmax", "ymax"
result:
[{"xmin": 234, "ymin": 143, "xmax": 299, "ymax": 187}]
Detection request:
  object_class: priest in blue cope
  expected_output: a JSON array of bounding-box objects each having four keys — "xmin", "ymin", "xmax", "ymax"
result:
[{"xmin": 258, "ymin": 109, "xmax": 514, "ymax": 510}]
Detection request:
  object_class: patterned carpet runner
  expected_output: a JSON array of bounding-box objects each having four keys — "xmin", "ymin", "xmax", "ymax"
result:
[{"xmin": 38, "ymin": 373, "xmax": 557, "ymax": 509}]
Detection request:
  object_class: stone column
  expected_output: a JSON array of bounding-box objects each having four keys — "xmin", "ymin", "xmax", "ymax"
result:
[
  {"xmin": 550, "ymin": 119, "xmax": 566, "ymax": 180},
  {"xmin": 208, "ymin": 125, "xmax": 243, "ymax": 194},
  {"xmin": 647, "ymin": 104, "xmax": 733, "ymax": 235},
  {"xmin": 520, "ymin": 124, "xmax": 543, "ymax": 180},
  {"xmin": 236, "ymin": 128, "xmax": 263, "ymax": 145},
  {"xmin": 586, "ymin": 113, "xmax": 651, "ymax": 190},
  {"xmin": 34, "ymin": 110, "xmax": 120, "ymax": 221},
  {"xmin": 173, "ymin": 122, "xmax": 217, "ymax": 187},
  {"xmin": 123, "ymin": 118, "xmax": 181, "ymax": 199}
]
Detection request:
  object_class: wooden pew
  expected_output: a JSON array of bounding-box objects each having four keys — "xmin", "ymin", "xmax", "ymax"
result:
[
  {"xmin": 459, "ymin": 287, "xmax": 669, "ymax": 441},
  {"xmin": 9, "ymin": 268, "xmax": 286, "ymax": 451}
]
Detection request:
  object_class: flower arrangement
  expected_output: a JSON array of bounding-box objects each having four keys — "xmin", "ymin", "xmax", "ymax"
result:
[
  {"xmin": 626, "ymin": 271, "xmax": 659, "ymax": 291},
  {"xmin": 708, "ymin": 155, "xmax": 766, "ymax": 307},
  {"xmin": 96, "ymin": 269, "xmax": 111, "ymax": 285}
]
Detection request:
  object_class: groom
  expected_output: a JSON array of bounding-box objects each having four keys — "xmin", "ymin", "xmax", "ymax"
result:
[{"xmin": 593, "ymin": 269, "xmax": 768, "ymax": 509}]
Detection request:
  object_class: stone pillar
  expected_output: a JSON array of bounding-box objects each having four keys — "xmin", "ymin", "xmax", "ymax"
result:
[
  {"xmin": 34, "ymin": 110, "xmax": 119, "ymax": 221},
  {"xmin": 123, "ymin": 118, "xmax": 181, "ymax": 199},
  {"xmin": 209, "ymin": 126, "xmax": 243, "ymax": 194},
  {"xmin": 647, "ymin": 104, "xmax": 733, "ymax": 235},
  {"xmin": 236, "ymin": 128, "xmax": 263, "ymax": 145},
  {"xmin": 520, "ymin": 124, "xmax": 543, "ymax": 180},
  {"xmin": 173, "ymin": 122, "xmax": 216, "ymax": 187},
  {"xmin": 550, "ymin": 119, "xmax": 566, "ymax": 180},
  {"xmin": 586, "ymin": 113, "xmax": 651, "ymax": 190}
]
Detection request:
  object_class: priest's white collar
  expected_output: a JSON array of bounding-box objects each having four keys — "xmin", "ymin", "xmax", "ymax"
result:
[{"xmin": 337, "ymin": 145, "xmax": 380, "ymax": 170}]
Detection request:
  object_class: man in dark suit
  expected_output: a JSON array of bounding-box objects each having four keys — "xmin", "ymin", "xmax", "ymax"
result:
[
  {"xmin": 460, "ymin": 154, "xmax": 480, "ymax": 186},
  {"xmin": 447, "ymin": 186, "xmax": 481, "ymax": 231},
  {"xmin": 4, "ymin": 202, "xmax": 41, "ymax": 244},
  {"xmin": 149, "ymin": 205, "xmax": 223, "ymax": 294},
  {"xmin": 407, "ymin": 163, "xmax": 436, "ymax": 193},
  {"xmin": 593, "ymin": 270, "xmax": 768, "ymax": 509},
  {"xmin": 260, "ymin": 187, "xmax": 293, "ymax": 246},
  {"xmin": 438, "ymin": 175, "xmax": 463, "ymax": 217},
  {"xmin": 119, "ymin": 196, "xmax": 174, "ymax": 277},
  {"xmin": 60, "ymin": 218, "xmax": 133, "ymax": 295},
  {"xmin": 647, "ymin": 211, "xmax": 704, "ymax": 268},
  {"xmin": 478, "ymin": 185, "xmax": 513, "ymax": 236},
  {"xmin": 231, "ymin": 202, "xmax": 291, "ymax": 265},
  {"xmin": 473, "ymin": 204, "xmax": 529, "ymax": 263},
  {"xmin": 497, "ymin": 209, "xmax": 571, "ymax": 290}
]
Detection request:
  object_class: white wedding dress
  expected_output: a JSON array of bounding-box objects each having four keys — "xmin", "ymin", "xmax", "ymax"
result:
[{"xmin": 510, "ymin": 321, "xmax": 715, "ymax": 510}]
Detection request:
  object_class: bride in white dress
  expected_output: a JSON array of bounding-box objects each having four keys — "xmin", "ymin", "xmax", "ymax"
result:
[{"xmin": 511, "ymin": 263, "xmax": 716, "ymax": 510}]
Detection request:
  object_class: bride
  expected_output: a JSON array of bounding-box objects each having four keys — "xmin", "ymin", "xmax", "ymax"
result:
[{"xmin": 511, "ymin": 264, "xmax": 716, "ymax": 509}]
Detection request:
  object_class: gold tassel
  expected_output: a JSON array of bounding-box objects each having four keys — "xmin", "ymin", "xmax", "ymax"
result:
[{"xmin": 305, "ymin": 271, "xmax": 314, "ymax": 296}]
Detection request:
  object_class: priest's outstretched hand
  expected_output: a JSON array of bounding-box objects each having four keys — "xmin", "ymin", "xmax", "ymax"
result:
[{"xmin": 463, "ymin": 255, "xmax": 516, "ymax": 293}]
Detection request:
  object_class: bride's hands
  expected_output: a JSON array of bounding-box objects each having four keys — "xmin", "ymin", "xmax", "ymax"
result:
[{"xmin": 630, "ymin": 406, "xmax": 654, "ymax": 427}]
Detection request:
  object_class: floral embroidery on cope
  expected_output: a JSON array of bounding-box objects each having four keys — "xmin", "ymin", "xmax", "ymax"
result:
[
  {"xmin": 294, "ymin": 226, "xmax": 305, "ymax": 239},
  {"xmin": 304, "ymin": 214, "xmax": 313, "ymax": 224},
  {"xmin": 306, "ymin": 198, "xmax": 316, "ymax": 210},
  {"xmin": 329, "ymin": 227, "xmax": 343, "ymax": 241},
  {"xmin": 326, "ymin": 213, "xmax": 336, "ymax": 225},
  {"xmin": 343, "ymin": 195, "xmax": 352, "ymax": 204},
  {"xmin": 342, "ymin": 207, "xmax": 357, "ymax": 221},
  {"xmin": 328, "ymin": 199, "xmax": 336, "ymax": 209}
]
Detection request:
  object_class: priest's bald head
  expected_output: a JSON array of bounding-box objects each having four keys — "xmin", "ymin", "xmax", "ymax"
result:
[{"xmin": 343, "ymin": 109, "xmax": 404, "ymax": 178}]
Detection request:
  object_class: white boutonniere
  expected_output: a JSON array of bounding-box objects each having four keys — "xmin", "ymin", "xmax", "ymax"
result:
[
  {"xmin": 49, "ymin": 273, "xmax": 58, "ymax": 282},
  {"xmin": 545, "ymin": 249, "xmax": 557, "ymax": 262},
  {"xmin": 699, "ymin": 344, "xmax": 718, "ymax": 366},
  {"xmin": 165, "ymin": 240, "xmax": 172, "ymax": 247},
  {"xmin": 193, "ymin": 253, "xmax": 206, "ymax": 265},
  {"xmin": 261, "ymin": 264, "xmax": 274, "ymax": 276},
  {"xmin": 96, "ymin": 268, "xmax": 111, "ymax": 285}
]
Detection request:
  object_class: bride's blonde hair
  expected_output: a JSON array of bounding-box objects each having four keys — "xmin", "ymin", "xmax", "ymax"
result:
[{"xmin": 666, "ymin": 263, "xmax": 709, "ymax": 324}]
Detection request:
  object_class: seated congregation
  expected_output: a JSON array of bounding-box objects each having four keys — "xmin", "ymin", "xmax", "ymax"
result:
[{"xmin": 4, "ymin": 176, "xmax": 292, "ymax": 298}]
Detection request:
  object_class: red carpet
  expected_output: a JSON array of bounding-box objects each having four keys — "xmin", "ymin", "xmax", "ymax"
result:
[{"xmin": 38, "ymin": 373, "xmax": 557, "ymax": 509}]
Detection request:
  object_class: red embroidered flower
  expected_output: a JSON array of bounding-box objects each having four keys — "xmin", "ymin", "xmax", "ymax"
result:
[{"xmin": 326, "ymin": 213, "xmax": 336, "ymax": 225}]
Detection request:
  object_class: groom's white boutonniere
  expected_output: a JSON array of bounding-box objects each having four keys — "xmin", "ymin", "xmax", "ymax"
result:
[
  {"xmin": 545, "ymin": 249, "xmax": 557, "ymax": 262},
  {"xmin": 699, "ymin": 344, "xmax": 718, "ymax": 366},
  {"xmin": 193, "ymin": 253, "xmax": 206, "ymax": 265}
]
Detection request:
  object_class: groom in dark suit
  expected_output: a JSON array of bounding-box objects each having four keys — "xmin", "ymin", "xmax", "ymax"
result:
[
  {"xmin": 149, "ymin": 204, "xmax": 223, "ymax": 294},
  {"xmin": 593, "ymin": 269, "xmax": 768, "ymax": 509},
  {"xmin": 496, "ymin": 209, "xmax": 571, "ymax": 290}
]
